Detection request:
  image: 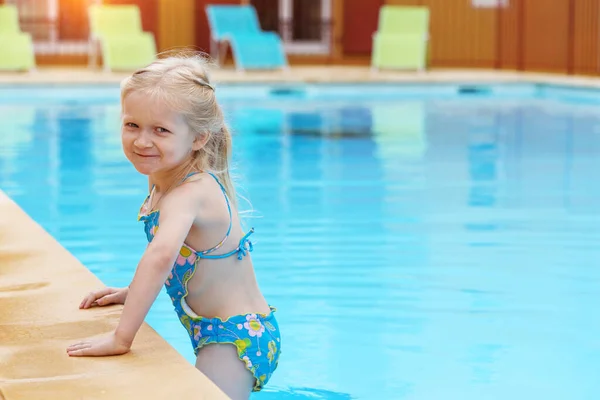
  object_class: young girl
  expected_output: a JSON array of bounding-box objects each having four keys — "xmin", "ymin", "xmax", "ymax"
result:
[{"xmin": 66, "ymin": 54, "xmax": 281, "ymax": 400}]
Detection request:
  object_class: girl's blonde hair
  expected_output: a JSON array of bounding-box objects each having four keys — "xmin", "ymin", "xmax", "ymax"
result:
[{"xmin": 120, "ymin": 51, "xmax": 239, "ymax": 208}]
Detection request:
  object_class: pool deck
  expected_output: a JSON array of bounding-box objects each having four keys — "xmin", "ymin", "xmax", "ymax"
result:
[
  {"xmin": 0, "ymin": 191, "xmax": 228, "ymax": 400},
  {"xmin": 1, "ymin": 66, "xmax": 600, "ymax": 88}
]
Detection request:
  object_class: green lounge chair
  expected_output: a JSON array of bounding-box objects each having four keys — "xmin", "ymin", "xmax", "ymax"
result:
[
  {"xmin": 371, "ymin": 6, "xmax": 429, "ymax": 71},
  {"xmin": 88, "ymin": 4, "xmax": 156, "ymax": 71},
  {"xmin": 0, "ymin": 5, "xmax": 36, "ymax": 72}
]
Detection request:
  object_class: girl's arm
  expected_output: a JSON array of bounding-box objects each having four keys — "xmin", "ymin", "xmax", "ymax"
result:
[
  {"xmin": 115, "ymin": 185, "xmax": 200, "ymax": 345},
  {"xmin": 67, "ymin": 182, "xmax": 203, "ymax": 356}
]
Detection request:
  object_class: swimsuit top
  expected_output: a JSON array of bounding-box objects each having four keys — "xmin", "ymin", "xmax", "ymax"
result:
[
  {"xmin": 137, "ymin": 171, "xmax": 254, "ymax": 261},
  {"xmin": 137, "ymin": 171, "xmax": 255, "ymax": 322}
]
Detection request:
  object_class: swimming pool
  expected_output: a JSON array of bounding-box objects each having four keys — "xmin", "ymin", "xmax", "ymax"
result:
[{"xmin": 1, "ymin": 82, "xmax": 600, "ymax": 399}]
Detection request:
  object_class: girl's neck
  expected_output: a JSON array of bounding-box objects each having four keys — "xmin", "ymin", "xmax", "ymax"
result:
[{"xmin": 151, "ymin": 162, "xmax": 196, "ymax": 193}]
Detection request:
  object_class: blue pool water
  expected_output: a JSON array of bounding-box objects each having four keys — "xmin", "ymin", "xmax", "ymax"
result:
[{"xmin": 1, "ymin": 83, "xmax": 600, "ymax": 399}]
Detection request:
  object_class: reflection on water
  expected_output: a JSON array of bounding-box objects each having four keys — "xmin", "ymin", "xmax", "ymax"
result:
[
  {"xmin": 2, "ymin": 92, "xmax": 600, "ymax": 400},
  {"xmin": 256, "ymin": 387, "xmax": 354, "ymax": 400},
  {"xmin": 371, "ymin": 101, "xmax": 427, "ymax": 160}
]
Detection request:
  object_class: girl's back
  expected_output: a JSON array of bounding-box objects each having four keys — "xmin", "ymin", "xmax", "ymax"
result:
[{"xmin": 163, "ymin": 172, "xmax": 270, "ymax": 318}]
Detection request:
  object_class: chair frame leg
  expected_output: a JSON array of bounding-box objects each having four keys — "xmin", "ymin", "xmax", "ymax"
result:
[{"xmin": 88, "ymin": 38, "xmax": 98, "ymax": 69}]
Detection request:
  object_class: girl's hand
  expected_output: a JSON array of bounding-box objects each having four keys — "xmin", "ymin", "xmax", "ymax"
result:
[
  {"xmin": 67, "ymin": 333, "xmax": 131, "ymax": 357},
  {"xmin": 80, "ymin": 287, "xmax": 129, "ymax": 309}
]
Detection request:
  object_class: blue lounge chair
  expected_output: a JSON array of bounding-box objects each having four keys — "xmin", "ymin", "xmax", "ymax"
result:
[{"xmin": 205, "ymin": 5, "xmax": 287, "ymax": 71}]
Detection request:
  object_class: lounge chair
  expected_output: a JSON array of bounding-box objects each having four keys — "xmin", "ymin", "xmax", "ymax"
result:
[
  {"xmin": 371, "ymin": 6, "xmax": 429, "ymax": 71},
  {"xmin": 0, "ymin": 4, "xmax": 36, "ymax": 72},
  {"xmin": 205, "ymin": 5, "xmax": 287, "ymax": 71},
  {"xmin": 88, "ymin": 4, "xmax": 156, "ymax": 71}
]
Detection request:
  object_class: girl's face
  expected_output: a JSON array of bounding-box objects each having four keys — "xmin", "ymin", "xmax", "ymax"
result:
[{"xmin": 121, "ymin": 91, "xmax": 201, "ymax": 177}]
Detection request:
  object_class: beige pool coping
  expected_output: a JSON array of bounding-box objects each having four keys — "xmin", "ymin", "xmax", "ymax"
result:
[
  {"xmin": 2, "ymin": 65, "xmax": 599, "ymax": 400},
  {"xmin": 0, "ymin": 191, "xmax": 229, "ymax": 400},
  {"xmin": 1, "ymin": 66, "xmax": 600, "ymax": 88}
]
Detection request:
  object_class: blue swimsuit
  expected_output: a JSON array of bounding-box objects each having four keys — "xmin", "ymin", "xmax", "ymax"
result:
[{"xmin": 138, "ymin": 172, "xmax": 281, "ymax": 391}]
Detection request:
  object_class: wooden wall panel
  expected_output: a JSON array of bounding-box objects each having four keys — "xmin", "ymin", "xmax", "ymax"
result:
[
  {"xmin": 379, "ymin": 0, "xmax": 585, "ymax": 72},
  {"xmin": 379, "ymin": 0, "xmax": 497, "ymax": 68},
  {"xmin": 157, "ymin": 0, "xmax": 195, "ymax": 53},
  {"xmin": 424, "ymin": 0, "xmax": 496, "ymax": 68},
  {"xmin": 521, "ymin": 0, "xmax": 569, "ymax": 73},
  {"xmin": 497, "ymin": 0, "xmax": 520, "ymax": 70},
  {"xmin": 342, "ymin": 0, "xmax": 384, "ymax": 54},
  {"xmin": 387, "ymin": 0, "xmax": 424, "ymax": 5},
  {"xmin": 331, "ymin": 0, "xmax": 344, "ymax": 60},
  {"xmin": 572, "ymin": 0, "xmax": 599, "ymax": 75}
]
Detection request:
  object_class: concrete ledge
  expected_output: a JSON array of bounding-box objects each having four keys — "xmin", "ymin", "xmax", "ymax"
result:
[
  {"xmin": 1, "ymin": 66, "xmax": 600, "ymax": 88},
  {"xmin": 0, "ymin": 191, "xmax": 228, "ymax": 399}
]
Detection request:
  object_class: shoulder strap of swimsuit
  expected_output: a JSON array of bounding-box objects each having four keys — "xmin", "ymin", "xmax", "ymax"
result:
[
  {"xmin": 145, "ymin": 171, "xmax": 202, "ymax": 215},
  {"xmin": 180, "ymin": 171, "xmax": 200, "ymax": 184},
  {"xmin": 197, "ymin": 172, "xmax": 233, "ymax": 255}
]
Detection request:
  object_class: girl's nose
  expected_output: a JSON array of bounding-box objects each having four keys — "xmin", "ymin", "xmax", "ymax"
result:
[{"xmin": 133, "ymin": 131, "xmax": 153, "ymax": 148}]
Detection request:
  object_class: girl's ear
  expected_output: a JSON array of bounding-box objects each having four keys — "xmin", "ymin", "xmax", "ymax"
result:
[{"xmin": 192, "ymin": 132, "xmax": 209, "ymax": 151}]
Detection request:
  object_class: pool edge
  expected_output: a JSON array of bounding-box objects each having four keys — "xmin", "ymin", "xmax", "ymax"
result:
[
  {"xmin": 0, "ymin": 190, "xmax": 230, "ymax": 400},
  {"xmin": 1, "ymin": 67, "xmax": 600, "ymax": 89}
]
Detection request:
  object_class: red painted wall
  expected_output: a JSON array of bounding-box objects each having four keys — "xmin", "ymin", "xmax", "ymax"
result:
[{"xmin": 342, "ymin": 0, "xmax": 384, "ymax": 55}]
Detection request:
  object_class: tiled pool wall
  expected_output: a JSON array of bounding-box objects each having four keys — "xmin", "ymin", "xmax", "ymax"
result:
[{"xmin": 3, "ymin": 82, "xmax": 600, "ymax": 105}]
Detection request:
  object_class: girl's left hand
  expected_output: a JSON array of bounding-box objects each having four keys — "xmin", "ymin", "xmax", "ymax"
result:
[{"xmin": 67, "ymin": 333, "xmax": 131, "ymax": 357}]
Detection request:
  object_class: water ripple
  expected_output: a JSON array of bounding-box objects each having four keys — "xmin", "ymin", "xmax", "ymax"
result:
[{"xmin": 2, "ymin": 95, "xmax": 600, "ymax": 399}]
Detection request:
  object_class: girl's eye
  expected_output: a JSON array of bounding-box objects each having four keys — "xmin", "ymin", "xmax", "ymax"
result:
[
  {"xmin": 125, "ymin": 122, "xmax": 138, "ymax": 128},
  {"xmin": 156, "ymin": 127, "xmax": 170, "ymax": 134}
]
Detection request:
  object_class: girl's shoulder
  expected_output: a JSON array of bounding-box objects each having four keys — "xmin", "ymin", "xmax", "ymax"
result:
[{"xmin": 164, "ymin": 172, "xmax": 222, "ymax": 210}]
